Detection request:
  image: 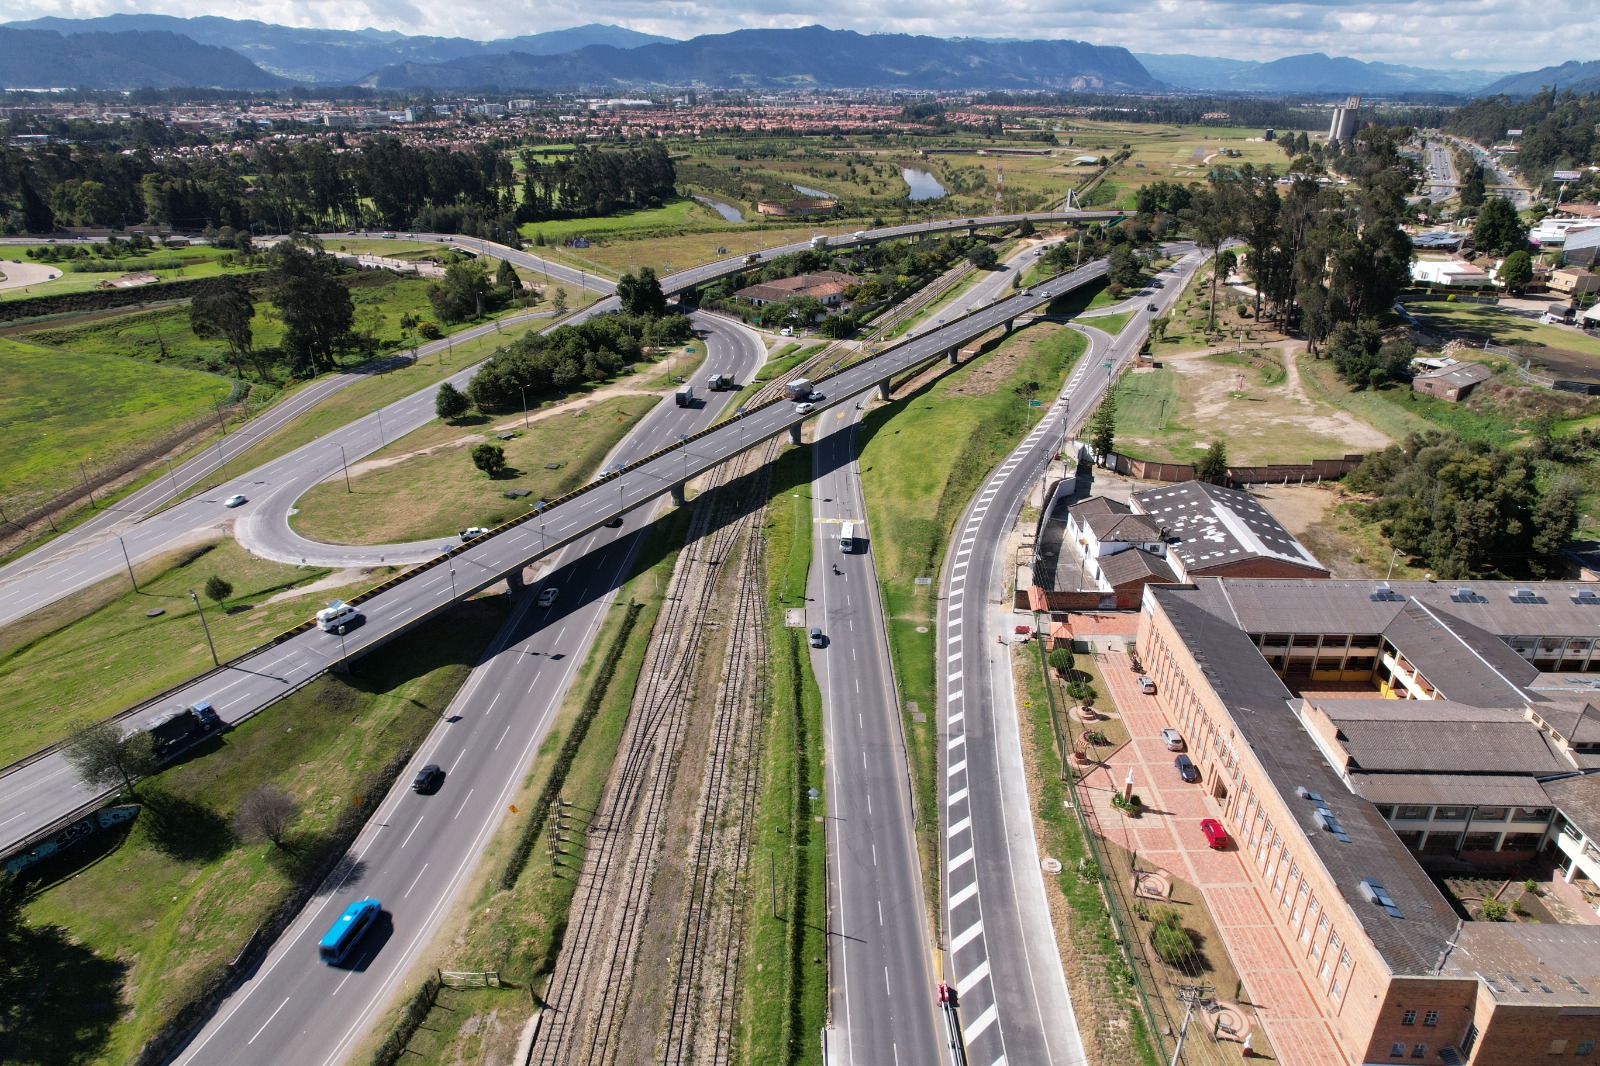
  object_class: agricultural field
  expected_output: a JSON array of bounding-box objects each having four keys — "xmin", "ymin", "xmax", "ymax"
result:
[
  {"xmin": 0, "ymin": 335, "xmax": 234, "ymax": 504},
  {"xmin": 1067, "ymin": 121, "xmax": 1291, "ymax": 209},
  {"xmin": 1116, "ymin": 344, "xmax": 1394, "ymax": 465},
  {"xmin": 290, "ymin": 392, "xmax": 662, "ymax": 545}
]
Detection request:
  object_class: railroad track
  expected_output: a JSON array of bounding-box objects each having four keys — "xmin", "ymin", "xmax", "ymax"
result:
[{"xmin": 534, "ymin": 425, "xmax": 781, "ymax": 1066}]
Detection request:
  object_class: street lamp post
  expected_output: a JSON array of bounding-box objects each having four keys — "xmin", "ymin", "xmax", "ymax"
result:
[
  {"xmin": 162, "ymin": 455, "xmax": 178, "ymax": 498},
  {"xmin": 443, "ymin": 547, "xmax": 458, "ymax": 600},
  {"xmin": 680, "ymin": 434, "xmax": 689, "ymax": 487},
  {"xmin": 376, "ymin": 408, "xmax": 386, "ymax": 447},
  {"xmin": 118, "ymin": 536, "xmax": 138, "ymax": 592},
  {"xmin": 522, "ymin": 385, "xmax": 530, "ymax": 431},
  {"xmin": 339, "ymin": 445, "xmax": 352, "ymax": 492},
  {"xmin": 188, "ymin": 589, "xmax": 219, "ymax": 667}
]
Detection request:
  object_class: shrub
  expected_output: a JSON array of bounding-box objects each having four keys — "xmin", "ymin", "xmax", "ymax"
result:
[{"xmin": 1479, "ymin": 898, "xmax": 1509, "ymax": 921}]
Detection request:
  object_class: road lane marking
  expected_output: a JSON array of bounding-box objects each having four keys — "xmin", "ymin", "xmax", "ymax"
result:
[
  {"xmin": 248, "ymin": 996, "xmax": 292, "ymax": 1044},
  {"xmin": 333, "ymin": 966, "xmax": 360, "ymax": 996},
  {"xmin": 950, "ymin": 848, "xmax": 975, "ymax": 872},
  {"xmin": 949, "ymin": 787, "xmax": 968, "ymax": 804},
  {"xmin": 950, "ymin": 881, "xmax": 979, "ymax": 908},
  {"xmin": 403, "ymin": 864, "xmax": 429, "ymax": 899},
  {"xmin": 453, "ymin": 789, "xmax": 475, "ymax": 820},
  {"xmin": 964, "ymin": 1002, "xmax": 999, "ymax": 1041},
  {"xmin": 958, "ymin": 959, "xmax": 991, "ymax": 997},
  {"xmin": 401, "ymin": 817, "xmax": 425, "ymax": 849},
  {"xmin": 950, "ymin": 920, "xmax": 983, "ymax": 951},
  {"xmin": 495, "ymin": 724, "xmax": 512, "ymax": 750},
  {"xmin": 949, "ymin": 816, "xmax": 971, "ymax": 837}
]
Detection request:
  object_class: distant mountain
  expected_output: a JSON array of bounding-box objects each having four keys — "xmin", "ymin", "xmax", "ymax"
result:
[
  {"xmin": 0, "ymin": 26, "xmax": 291, "ymax": 89},
  {"xmin": 4, "ymin": 15, "xmax": 675, "ymax": 84},
  {"xmin": 1480, "ymin": 59, "xmax": 1600, "ymax": 97},
  {"xmin": 1139, "ymin": 50, "xmax": 1502, "ymax": 95},
  {"xmin": 363, "ymin": 25, "xmax": 1162, "ymax": 92}
]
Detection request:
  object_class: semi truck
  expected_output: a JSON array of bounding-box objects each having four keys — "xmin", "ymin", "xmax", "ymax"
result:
[
  {"xmin": 145, "ymin": 701, "xmax": 224, "ymax": 759},
  {"xmin": 675, "ymin": 385, "xmax": 694, "ymax": 407},
  {"xmin": 783, "ymin": 378, "xmax": 813, "ymax": 401},
  {"xmin": 811, "ymin": 235, "xmax": 829, "ymax": 250}
]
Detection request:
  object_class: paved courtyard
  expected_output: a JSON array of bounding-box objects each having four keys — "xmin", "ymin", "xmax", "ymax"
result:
[{"xmin": 1079, "ymin": 650, "xmax": 1348, "ymax": 1066}]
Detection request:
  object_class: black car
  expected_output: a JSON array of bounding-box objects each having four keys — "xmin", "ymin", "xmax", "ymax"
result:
[
  {"xmin": 1174, "ymin": 754, "xmax": 1199, "ymax": 783},
  {"xmin": 413, "ymin": 764, "xmax": 445, "ymax": 793},
  {"xmin": 604, "ymin": 516, "xmax": 624, "ymax": 528}
]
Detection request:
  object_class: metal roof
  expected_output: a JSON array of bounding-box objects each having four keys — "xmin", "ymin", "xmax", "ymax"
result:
[{"xmin": 1132, "ymin": 482, "xmax": 1326, "ymax": 576}]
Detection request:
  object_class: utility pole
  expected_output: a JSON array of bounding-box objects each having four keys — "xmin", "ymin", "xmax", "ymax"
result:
[
  {"xmin": 118, "ymin": 536, "xmax": 138, "ymax": 591},
  {"xmin": 188, "ymin": 589, "xmax": 219, "ymax": 666},
  {"xmin": 339, "ymin": 445, "xmax": 352, "ymax": 492},
  {"xmin": 1170, "ymin": 983, "xmax": 1211, "ymax": 1066}
]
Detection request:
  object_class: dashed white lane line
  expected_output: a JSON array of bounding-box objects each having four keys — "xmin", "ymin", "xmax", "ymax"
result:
[
  {"xmin": 400, "ymin": 817, "xmax": 425, "ymax": 849},
  {"xmin": 248, "ymin": 996, "xmax": 292, "ymax": 1045}
]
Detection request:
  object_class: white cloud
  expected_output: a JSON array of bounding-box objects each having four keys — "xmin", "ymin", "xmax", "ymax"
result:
[{"xmin": 5, "ymin": 0, "xmax": 1592, "ymax": 72}]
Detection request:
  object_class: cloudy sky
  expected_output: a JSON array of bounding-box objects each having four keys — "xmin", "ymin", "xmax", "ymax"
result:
[{"xmin": 6, "ymin": 0, "xmax": 1594, "ymax": 72}]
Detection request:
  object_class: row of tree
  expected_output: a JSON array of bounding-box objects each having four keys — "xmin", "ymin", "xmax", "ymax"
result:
[
  {"xmin": 0, "ymin": 136, "xmax": 675, "ymax": 237},
  {"xmin": 465, "ymin": 308, "xmax": 693, "ymax": 411},
  {"xmin": 1445, "ymin": 88, "xmax": 1600, "ymax": 191}
]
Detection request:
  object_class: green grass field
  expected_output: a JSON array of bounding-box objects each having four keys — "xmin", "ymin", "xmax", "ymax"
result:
[
  {"xmin": 13, "ymin": 598, "xmax": 506, "ymax": 1066},
  {"xmin": 0, "ymin": 335, "xmax": 234, "ymax": 503},
  {"xmin": 859, "ymin": 322, "xmax": 1085, "ymax": 896},
  {"xmin": 0, "ymin": 244, "xmax": 259, "ymax": 303},
  {"xmin": 290, "ymin": 393, "xmax": 660, "ymax": 545},
  {"xmin": 0, "ymin": 537, "xmax": 375, "ymax": 762}
]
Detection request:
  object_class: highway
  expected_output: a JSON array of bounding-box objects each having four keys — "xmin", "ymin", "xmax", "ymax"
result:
[
  {"xmin": 167, "ymin": 314, "xmax": 767, "ymax": 1066},
  {"xmin": 942, "ymin": 249, "xmax": 1204, "ymax": 1066},
  {"xmin": 0, "ymin": 211, "xmax": 1122, "ymax": 630},
  {"xmin": 810, "ymin": 397, "xmax": 945, "ymax": 1065}
]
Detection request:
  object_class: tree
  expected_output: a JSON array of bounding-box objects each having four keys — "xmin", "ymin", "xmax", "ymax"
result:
[
  {"xmin": 1047, "ymin": 647, "xmax": 1076, "ymax": 675},
  {"xmin": 552, "ymin": 286, "xmax": 568, "ymax": 313},
  {"xmin": 1151, "ymin": 908, "xmax": 1198, "ymax": 968},
  {"xmin": 471, "ymin": 442, "xmax": 507, "ymax": 477},
  {"xmin": 494, "ymin": 257, "xmax": 522, "ymax": 294},
  {"xmin": 1088, "ymin": 394, "xmax": 1117, "ymax": 464},
  {"xmin": 189, "ymin": 277, "xmax": 257, "ymax": 378},
  {"xmin": 616, "ymin": 267, "xmax": 667, "ymax": 317},
  {"xmin": 1498, "ymin": 250, "xmax": 1534, "ymax": 293},
  {"xmin": 1182, "ymin": 185, "xmax": 1238, "ymax": 332},
  {"xmin": 428, "ymin": 259, "xmax": 494, "ymax": 323},
  {"xmin": 1472, "ymin": 197, "xmax": 1527, "ymax": 257},
  {"xmin": 966, "ymin": 243, "xmax": 998, "ymax": 270},
  {"xmin": 61, "ymin": 720, "xmax": 157, "ymax": 794},
  {"xmin": 1106, "ymin": 243, "xmax": 1143, "ymax": 289},
  {"xmin": 203, "ymin": 575, "xmax": 233, "ymax": 607},
  {"xmin": 19, "ymin": 175, "xmax": 54, "ymax": 233},
  {"xmin": 1195, "ymin": 441, "xmax": 1229, "ymax": 482},
  {"xmin": 436, "ymin": 381, "xmax": 470, "ymax": 421},
  {"xmin": 0, "ymin": 872, "xmax": 25, "ymax": 1004},
  {"xmin": 233, "ymin": 783, "xmax": 301, "ymax": 848},
  {"xmin": 266, "ymin": 243, "xmax": 353, "ymax": 375}
]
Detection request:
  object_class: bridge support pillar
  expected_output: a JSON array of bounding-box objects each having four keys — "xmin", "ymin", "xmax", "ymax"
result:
[
  {"xmin": 966, "ymin": 226, "xmax": 978, "ymax": 238},
  {"xmin": 505, "ymin": 568, "xmax": 526, "ymax": 593},
  {"xmin": 788, "ymin": 422, "xmax": 804, "ymax": 445},
  {"xmin": 877, "ymin": 379, "xmax": 891, "ymax": 402},
  {"xmin": 670, "ymin": 482, "xmax": 687, "ymax": 506},
  {"xmin": 1005, "ymin": 317, "xmax": 1015, "ymax": 333},
  {"xmin": 947, "ymin": 347, "xmax": 959, "ymax": 365}
]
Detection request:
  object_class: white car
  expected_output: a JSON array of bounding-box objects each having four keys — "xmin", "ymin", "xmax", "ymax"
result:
[
  {"xmin": 224, "ymin": 494, "xmax": 247, "ymax": 508},
  {"xmin": 794, "ymin": 402, "xmax": 815, "ymax": 414},
  {"xmin": 537, "ymin": 587, "xmax": 559, "ymax": 608},
  {"xmin": 460, "ymin": 526, "xmax": 489, "ymax": 540}
]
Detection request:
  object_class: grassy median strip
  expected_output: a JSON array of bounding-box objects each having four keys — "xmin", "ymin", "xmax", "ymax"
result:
[
  {"xmin": 11, "ymin": 597, "xmax": 508, "ymax": 1066},
  {"xmin": 745, "ymin": 443, "xmax": 828, "ymax": 1066},
  {"xmin": 858, "ymin": 324, "xmax": 1086, "ymax": 906},
  {"xmin": 0, "ymin": 538, "xmax": 376, "ymax": 763},
  {"xmin": 352, "ymin": 507, "xmax": 690, "ymax": 1064}
]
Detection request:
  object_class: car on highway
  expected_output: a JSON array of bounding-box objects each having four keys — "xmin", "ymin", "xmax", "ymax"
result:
[
  {"xmin": 794, "ymin": 402, "xmax": 815, "ymax": 414},
  {"xmin": 537, "ymin": 586, "xmax": 559, "ymax": 608},
  {"xmin": 412, "ymin": 764, "xmax": 444, "ymax": 793},
  {"xmin": 809, "ymin": 626, "xmax": 825, "ymax": 648},
  {"xmin": 459, "ymin": 526, "xmax": 489, "ymax": 540},
  {"xmin": 1175, "ymin": 754, "xmax": 1199, "ymax": 783},
  {"xmin": 1160, "ymin": 727, "xmax": 1184, "ymax": 751},
  {"xmin": 1200, "ymin": 818, "xmax": 1229, "ymax": 850},
  {"xmin": 224, "ymin": 494, "xmax": 248, "ymax": 508},
  {"xmin": 604, "ymin": 516, "xmax": 624, "ymax": 528},
  {"xmin": 806, "ymin": 390, "xmax": 824, "ymax": 402}
]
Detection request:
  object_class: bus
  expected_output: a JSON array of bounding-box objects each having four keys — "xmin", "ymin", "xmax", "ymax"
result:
[
  {"xmin": 318, "ymin": 898, "xmax": 381, "ymax": 965},
  {"xmin": 839, "ymin": 521, "xmax": 856, "ymax": 554}
]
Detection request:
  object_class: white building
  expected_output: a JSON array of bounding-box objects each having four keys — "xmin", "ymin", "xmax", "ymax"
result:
[{"xmin": 1411, "ymin": 259, "xmax": 1496, "ymax": 288}]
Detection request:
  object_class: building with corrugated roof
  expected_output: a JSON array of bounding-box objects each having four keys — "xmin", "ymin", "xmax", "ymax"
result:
[{"xmin": 1131, "ymin": 481, "xmax": 1328, "ymax": 580}]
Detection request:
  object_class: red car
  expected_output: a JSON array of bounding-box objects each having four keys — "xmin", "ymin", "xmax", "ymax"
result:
[{"xmin": 1200, "ymin": 818, "xmax": 1229, "ymax": 850}]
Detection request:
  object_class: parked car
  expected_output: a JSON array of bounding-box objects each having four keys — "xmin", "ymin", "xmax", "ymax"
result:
[
  {"xmin": 1160, "ymin": 727, "xmax": 1184, "ymax": 751},
  {"xmin": 1200, "ymin": 818, "xmax": 1229, "ymax": 850},
  {"xmin": 537, "ymin": 587, "xmax": 559, "ymax": 608},
  {"xmin": 224, "ymin": 494, "xmax": 248, "ymax": 508},
  {"xmin": 809, "ymin": 626, "xmax": 825, "ymax": 648},
  {"xmin": 1138, "ymin": 676, "xmax": 1157, "ymax": 694},
  {"xmin": 1175, "ymin": 754, "xmax": 1199, "ymax": 783},
  {"xmin": 412, "ymin": 764, "xmax": 444, "ymax": 793}
]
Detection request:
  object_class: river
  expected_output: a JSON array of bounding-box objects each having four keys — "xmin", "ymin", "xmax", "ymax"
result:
[
  {"xmin": 901, "ymin": 166, "xmax": 948, "ymax": 201},
  {"xmin": 692, "ymin": 195, "xmax": 744, "ymax": 223}
]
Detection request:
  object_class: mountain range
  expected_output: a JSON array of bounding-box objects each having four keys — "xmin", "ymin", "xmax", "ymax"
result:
[
  {"xmin": 1137, "ymin": 52, "xmax": 1506, "ymax": 95},
  {"xmin": 0, "ymin": 15, "xmax": 1573, "ymax": 98}
]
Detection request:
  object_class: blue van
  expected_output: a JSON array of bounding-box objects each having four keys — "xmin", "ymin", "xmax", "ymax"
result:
[{"xmin": 318, "ymin": 898, "xmax": 381, "ymax": 965}]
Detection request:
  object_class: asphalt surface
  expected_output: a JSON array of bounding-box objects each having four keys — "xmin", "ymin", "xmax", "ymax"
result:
[
  {"xmin": 941, "ymin": 250, "xmax": 1204, "ymax": 1066},
  {"xmin": 165, "ymin": 317, "xmax": 766, "ymax": 1066},
  {"xmin": 0, "ymin": 251, "xmax": 1114, "ymax": 858},
  {"xmin": 810, "ymin": 398, "xmax": 945, "ymax": 1066}
]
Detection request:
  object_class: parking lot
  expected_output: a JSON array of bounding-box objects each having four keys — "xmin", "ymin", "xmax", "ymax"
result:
[{"xmin": 1078, "ymin": 650, "xmax": 1347, "ymax": 1066}]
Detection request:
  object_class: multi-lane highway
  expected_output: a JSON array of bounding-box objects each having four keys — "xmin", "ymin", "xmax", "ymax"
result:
[
  {"xmin": 168, "ymin": 317, "xmax": 767, "ymax": 1066},
  {"xmin": 942, "ymin": 249, "xmax": 1203, "ymax": 1066},
  {"xmin": 810, "ymin": 397, "xmax": 945, "ymax": 1066}
]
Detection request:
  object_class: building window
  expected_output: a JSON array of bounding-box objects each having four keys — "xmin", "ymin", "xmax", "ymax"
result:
[
  {"xmin": 1462, "ymin": 1023, "xmax": 1479, "ymax": 1056},
  {"xmin": 1374, "ymin": 804, "xmax": 1396, "ymax": 820},
  {"xmin": 1462, "ymin": 832, "xmax": 1500, "ymax": 851},
  {"xmin": 1422, "ymin": 1010, "xmax": 1437, "ymax": 1026},
  {"xmin": 1551, "ymin": 1040, "xmax": 1569, "ymax": 1055},
  {"xmin": 1514, "ymin": 807, "xmax": 1553, "ymax": 821},
  {"xmin": 1502, "ymin": 832, "xmax": 1542, "ymax": 850},
  {"xmin": 1433, "ymin": 806, "xmax": 1468, "ymax": 821},
  {"xmin": 1401, "ymin": 1009, "xmax": 1416, "ymax": 1026},
  {"xmin": 1340, "ymin": 949, "xmax": 1352, "ymax": 970},
  {"xmin": 1329, "ymin": 976, "xmax": 1343, "ymax": 1001},
  {"xmin": 1474, "ymin": 806, "xmax": 1508, "ymax": 821},
  {"xmin": 1411, "ymin": 1045, "xmax": 1426, "ymax": 1059},
  {"xmin": 1577, "ymin": 1040, "xmax": 1594, "ymax": 1055},
  {"xmin": 1397, "ymin": 805, "xmax": 1431, "ymax": 821},
  {"xmin": 1391, "ymin": 1044, "xmax": 1407, "ymax": 1058}
]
